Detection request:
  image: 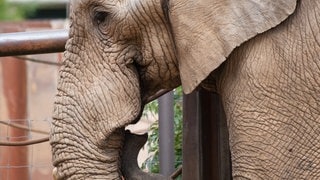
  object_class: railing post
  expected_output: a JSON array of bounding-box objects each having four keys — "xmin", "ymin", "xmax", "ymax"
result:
[
  {"xmin": 0, "ymin": 57, "xmax": 29, "ymax": 180},
  {"xmin": 182, "ymin": 88, "xmax": 231, "ymax": 180},
  {"xmin": 158, "ymin": 91, "xmax": 175, "ymax": 176},
  {"xmin": 182, "ymin": 91, "xmax": 201, "ymax": 179}
]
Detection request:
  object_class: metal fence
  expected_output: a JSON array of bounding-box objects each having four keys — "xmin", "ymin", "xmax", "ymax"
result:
[
  {"xmin": 0, "ymin": 21, "xmax": 65, "ymax": 180},
  {"xmin": 0, "ymin": 119, "xmax": 52, "ymax": 180}
]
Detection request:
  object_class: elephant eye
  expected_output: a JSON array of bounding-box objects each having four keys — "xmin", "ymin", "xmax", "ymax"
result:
[{"xmin": 94, "ymin": 11, "xmax": 109, "ymax": 25}]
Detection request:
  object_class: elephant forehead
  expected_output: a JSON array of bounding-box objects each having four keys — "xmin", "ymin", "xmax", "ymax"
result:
[{"xmin": 70, "ymin": 0, "xmax": 125, "ymax": 8}]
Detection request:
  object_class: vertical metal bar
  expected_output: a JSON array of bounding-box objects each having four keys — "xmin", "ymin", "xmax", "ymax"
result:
[
  {"xmin": 182, "ymin": 91, "xmax": 201, "ymax": 179},
  {"xmin": 1, "ymin": 57, "xmax": 29, "ymax": 180},
  {"xmin": 212, "ymin": 91, "xmax": 231, "ymax": 179},
  {"xmin": 182, "ymin": 89, "xmax": 231, "ymax": 180},
  {"xmin": 199, "ymin": 89, "xmax": 220, "ymax": 179},
  {"xmin": 199, "ymin": 90, "xmax": 219, "ymax": 179},
  {"xmin": 158, "ymin": 91, "xmax": 175, "ymax": 175}
]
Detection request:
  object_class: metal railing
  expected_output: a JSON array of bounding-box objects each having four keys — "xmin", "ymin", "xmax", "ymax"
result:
[{"xmin": 0, "ymin": 29, "xmax": 68, "ymax": 57}]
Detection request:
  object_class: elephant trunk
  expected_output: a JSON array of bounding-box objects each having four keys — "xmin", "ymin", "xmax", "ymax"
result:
[
  {"xmin": 50, "ymin": 113, "xmax": 125, "ymax": 179},
  {"xmin": 50, "ymin": 89, "xmax": 141, "ymax": 179},
  {"xmin": 50, "ymin": 45, "xmax": 142, "ymax": 179},
  {"xmin": 121, "ymin": 131, "xmax": 169, "ymax": 180}
]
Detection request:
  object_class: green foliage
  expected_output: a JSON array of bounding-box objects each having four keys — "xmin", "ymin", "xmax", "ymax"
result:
[
  {"xmin": 0, "ymin": 0, "xmax": 37, "ymax": 20},
  {"xmin": 142, "ymin": 87, "xmax": 183, "ymax": 176}
]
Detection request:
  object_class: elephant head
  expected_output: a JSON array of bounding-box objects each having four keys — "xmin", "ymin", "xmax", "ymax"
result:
[{"xmin": 50, "ymin": 0, "xmax": 297, "ymax": 179}]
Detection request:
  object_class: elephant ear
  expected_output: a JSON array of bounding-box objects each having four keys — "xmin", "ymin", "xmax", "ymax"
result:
[{"xmin": 168, "ymin": 0, "xmax": 297, "ymax": 94}]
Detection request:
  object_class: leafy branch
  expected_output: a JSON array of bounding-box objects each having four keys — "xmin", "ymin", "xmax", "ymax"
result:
[
  {"xmin": 142, "ymin": 87, "xmax": 183, "ymax": 176},
  {"xmin": 0, "ymin": 0, "xmax": 37, "ymax": 20}
]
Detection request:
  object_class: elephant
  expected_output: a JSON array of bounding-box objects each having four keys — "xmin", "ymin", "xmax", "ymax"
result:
[{"xmin": 50, "ymin": 0, "xmax": 320, "ymax": 179}]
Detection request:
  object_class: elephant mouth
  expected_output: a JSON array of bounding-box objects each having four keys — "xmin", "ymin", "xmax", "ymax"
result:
[
  {"xmin": 51, "ymin": 81, "xmax": 170, "ymax": 180},
  {"xmin": 130, "ymin": 88, "xmax": 170, "ymax": 125}
]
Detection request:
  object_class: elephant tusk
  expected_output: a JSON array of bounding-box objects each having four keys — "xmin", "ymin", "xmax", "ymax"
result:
[{"xmin": 52, "ymin": 167, "xmax": 58, "ymax": 180}]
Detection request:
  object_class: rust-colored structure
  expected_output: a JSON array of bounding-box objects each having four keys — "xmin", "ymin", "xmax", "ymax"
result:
[
  {"xmin": 1, "ymin": 56, "xmax": 28, "ymax": 180},
  {"xmin": 0, "ymin": 21, "xmax": 65, "ymax": 180}
]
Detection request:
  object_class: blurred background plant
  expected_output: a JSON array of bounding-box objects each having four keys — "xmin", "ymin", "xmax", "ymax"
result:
[
  {"xmin": 142, "ymin": 87, "xmax": 183, "ymax": 175},
  {"xmin": 0, "ymin": 0, "xmax": 36, "ymax": 20}
]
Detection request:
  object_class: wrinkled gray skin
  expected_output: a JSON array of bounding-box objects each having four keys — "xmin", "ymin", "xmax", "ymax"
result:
[{"xmin": 50, "ymin": 0, "xmax": 320, "ymax": 179}]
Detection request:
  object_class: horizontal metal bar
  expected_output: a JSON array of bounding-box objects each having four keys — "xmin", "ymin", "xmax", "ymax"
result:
[{"xmin": 0, "ymin": 29, "xmax": 68, "ymax": 57}]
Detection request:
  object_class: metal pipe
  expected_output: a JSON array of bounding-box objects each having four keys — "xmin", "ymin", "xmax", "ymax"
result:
[
  {"xmin": 0, "ymin": 57, "xmax": 29, "ymax": 180},
  {"xmin": 182, "ymin": 89, "xmax": 231, "ymax": 179},
  {"xmin": 158, "ymin": 91, "xmax": 175, "ymax": 176},
  {"xmin": 0, "ymin": 29, "xmax": 68, "ymax": 57},
  {"xmin": 182, "ymin": 91, "xmax": 201, "ymax": 180}
]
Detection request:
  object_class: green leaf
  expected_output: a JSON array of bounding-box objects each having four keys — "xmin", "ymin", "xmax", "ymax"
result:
[{"xmin": 0, "ymin": 0, "xmax": 37, "ymax": 20}]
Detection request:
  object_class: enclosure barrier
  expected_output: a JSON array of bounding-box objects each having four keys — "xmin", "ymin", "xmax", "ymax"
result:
[
  {"xmin": 0, "ymin": 29, "xmax": 229, "ymax": 179},
  {"xmin": 0, "ymin": 29, "xmax": 68, "ymax": 57}
]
